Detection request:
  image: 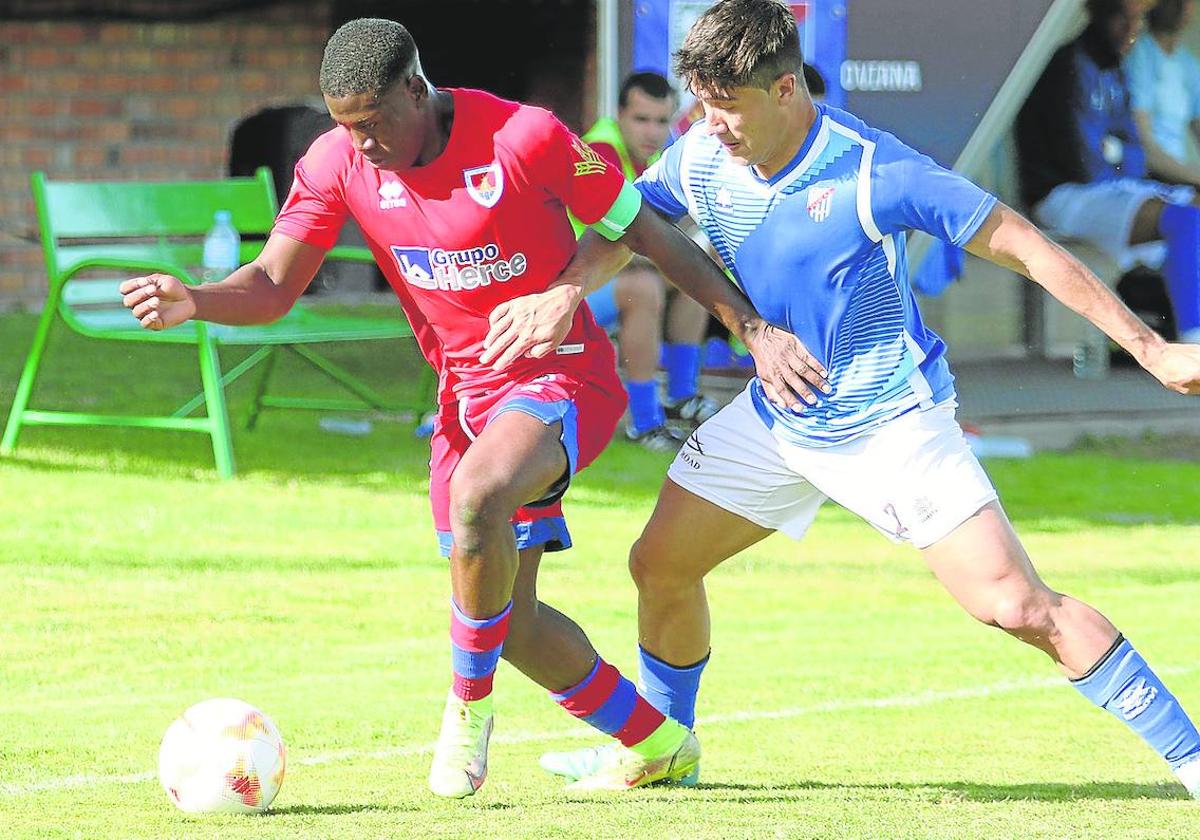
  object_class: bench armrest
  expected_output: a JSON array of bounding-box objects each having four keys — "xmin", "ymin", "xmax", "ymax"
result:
[{"xmin": 56, "ymin": 257, "xmax": 201, "ymax": 288}]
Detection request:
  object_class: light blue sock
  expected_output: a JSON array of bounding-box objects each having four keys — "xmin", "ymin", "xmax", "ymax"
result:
[
  {"xmin": 638, "ymin": 646, "xmax": 708, "ymax": 730},
  {"xmin": 625, "ymin": 379, "xmax": 665, "ymax": 436},
  {"xmin": 663, "ymin": 343, "xmax": 702, "ymax": 403},
  {"xmin": 1071, "ymin": 635, "xmax": 1200, "ymax": 770},
  {"xmin": 1160, "ymin": 203, "xmax": 1200, "ymax": 335}
]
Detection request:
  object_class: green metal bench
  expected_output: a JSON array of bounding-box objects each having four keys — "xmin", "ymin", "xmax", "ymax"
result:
[{"xmin": 1, "ymin": 167, "xmax": 431, "ymax": 478}]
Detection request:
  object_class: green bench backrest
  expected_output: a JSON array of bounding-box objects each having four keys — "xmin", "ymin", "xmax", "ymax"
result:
[
  {"xmin": 34, "ymin": 167, "xmax": 279, "ymax": 275},
  {"xmin": 31, "ymin": 168, "xmax": 280, "ymax": 333}
]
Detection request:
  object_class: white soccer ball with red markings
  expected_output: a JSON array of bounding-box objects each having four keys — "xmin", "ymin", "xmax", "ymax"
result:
[{"xmin": 158, "ymin": 698, "xmax": 287, "ymax": 814}]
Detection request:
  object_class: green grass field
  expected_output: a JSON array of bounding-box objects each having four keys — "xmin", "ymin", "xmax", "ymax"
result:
[{"xmin": 1, "ymin": 309, "xmax": 1198, "ymax": 838}]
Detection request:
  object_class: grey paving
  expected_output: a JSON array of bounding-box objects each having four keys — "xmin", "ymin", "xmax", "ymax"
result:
[{"xmin": 699, "ymin": 357, "xmax": 1200, "ymax": 451}]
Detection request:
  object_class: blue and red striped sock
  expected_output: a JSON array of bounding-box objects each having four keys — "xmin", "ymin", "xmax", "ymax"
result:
[
  {"xmin": 551, "ymin": 657, "xmax": 687, "ymax": 758},
  {"xmin": 449, "ymin": 599, "xmax": 512, "ymax": 703}
]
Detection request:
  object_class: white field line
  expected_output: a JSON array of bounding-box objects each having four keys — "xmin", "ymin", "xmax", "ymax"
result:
[{"xmin": 2, "ymin": 664, "xmax": 1195, "ymax": 798}]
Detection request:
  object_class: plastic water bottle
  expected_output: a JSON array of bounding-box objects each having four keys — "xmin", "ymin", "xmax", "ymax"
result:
[
  {"xmin": 318, "ymin": 417, "xmax": 373, "ymax": 436},
  {"xmin": 963, "ymin": 431, "xmax": 1034, "ymax": 459},
  {"xmin": 1072, "ymin": 340, "xmax": 1106, "ymax": 380},
  {"xmin": 201, "ymin": 210, "xmax": 240, "ymax": 283}
]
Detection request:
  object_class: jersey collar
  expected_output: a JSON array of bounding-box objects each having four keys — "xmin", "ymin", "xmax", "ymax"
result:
[{"xmin": 748, "ymin": 103, "xmax": 829, "ymax": 193}]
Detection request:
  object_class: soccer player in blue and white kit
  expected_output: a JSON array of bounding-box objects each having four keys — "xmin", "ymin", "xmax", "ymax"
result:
[{"xmin": 484, "ymin": 0, "xmax": 1200, "ymax": 795}]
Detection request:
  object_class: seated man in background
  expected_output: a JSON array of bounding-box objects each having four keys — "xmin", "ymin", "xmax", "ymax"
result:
[
  {"xmin": 1126, "ymin": 0, "xmax": 1200, "ymax": 187},
  {"xmin": 1017, "ymin": 0, "xmax": 1200, "ymax": 342},
  {"xmin": 576, "ymin": 72, "xmax": 719, "ymax": 450}
]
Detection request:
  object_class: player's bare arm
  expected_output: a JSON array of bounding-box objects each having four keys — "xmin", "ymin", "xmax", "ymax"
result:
[
  {"xmin": 483, "ymin": 204, "xmax": 830, "ymax": 411},
  {"xmin": 481, "ymin": 226, "xmax": 633, "ymax": 367},
  {"xmin": 965, "ymin": 202, "xmax": 1200, "ymax": 395},
  {"xmin": 120, "ymin": 233, "xmax": 325, "ymax": 331}
]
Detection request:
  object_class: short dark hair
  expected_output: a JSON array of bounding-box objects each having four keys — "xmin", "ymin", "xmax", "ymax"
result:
[
  {"xmin": 1085, "ymin": 0, "xmax": 1130, "ymax": 22},
  {"xmin": 618, "ymin": 72, "xmax": 676, "ymax": 108},
  {"xmin": 1147, "ymin": 0, "xmax": 1189, "ymax": 34},
  {"xmin": 319, "ymin": 18, "xmax": 418, "ymax": 99},
  {"xmin": 802, "ymin": 62, "xmax": 826, "ymax": 97},
  {"xmin": 674, "ymin": 0, "xmax": 802, "ymax": 94}
]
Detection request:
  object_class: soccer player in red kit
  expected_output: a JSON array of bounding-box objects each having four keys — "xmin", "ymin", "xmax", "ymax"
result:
[{"xmin": 121, "ymin": 18, "xmax": 826, "ymax": 798}]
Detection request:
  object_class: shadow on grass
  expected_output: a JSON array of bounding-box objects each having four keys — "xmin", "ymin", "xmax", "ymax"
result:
[
  {"xmin": 263, "ymin": 799, "xmax": 521, "ymax": 816},
  {"xmin": 263, "ymin": 802, "xmax": 418, "ymax": 816},
  {"xmin": 694, "ymin": 779, "xmax": 1185, "ymax": 803}
]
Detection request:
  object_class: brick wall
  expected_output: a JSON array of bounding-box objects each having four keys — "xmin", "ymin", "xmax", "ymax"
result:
[{"xmin": 0, "ymin": 3, "xmax": 333, "ymax": 310}]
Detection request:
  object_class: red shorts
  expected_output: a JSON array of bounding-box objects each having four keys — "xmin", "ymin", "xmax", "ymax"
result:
[{"xmin": 429, "ymin": 372, "xmax": 625, "ymax": 556}]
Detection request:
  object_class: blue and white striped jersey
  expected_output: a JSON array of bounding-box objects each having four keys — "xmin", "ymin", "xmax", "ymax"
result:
[{"xmin": 636, "ymin": 104, "xmax": 997, "ymax": 446}]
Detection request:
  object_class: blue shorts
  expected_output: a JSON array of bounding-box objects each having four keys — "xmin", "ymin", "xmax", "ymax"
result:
[{"xmin": 585, "ymin": 280, "xmax": 619, "ymax": 332}]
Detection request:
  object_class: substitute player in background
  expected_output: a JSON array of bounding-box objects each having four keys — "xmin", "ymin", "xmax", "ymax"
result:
[
  {"xmin": 120, "ymin": 18, "xmax": 827, "ymax": 798},
  {"xmin": 575, "ymin": 72, "xmax": 719, "ymax": 449},
  {"xmin": 486, "ymin": 0, "xmax": 1200, "ymax": 797}
]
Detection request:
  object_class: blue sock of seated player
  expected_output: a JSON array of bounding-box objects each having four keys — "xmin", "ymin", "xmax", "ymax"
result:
[
  {"xmin": 625, "ymin": 379, "xmax": 665, "ymax": 436},
  {"xmin": 1158, "ymin": 203, "xmax": 1200, "ymax": 338},
  {"xmin": 638, "ymin": 646, "xmax": 709, "ymax": 730},
  {"xmin": 663, "ymin": 343, "xmax": 702, "ymax": 404},
  {"xmin": 1071, "ymin": 635, "xmax": 1200, "ymax": 773}
]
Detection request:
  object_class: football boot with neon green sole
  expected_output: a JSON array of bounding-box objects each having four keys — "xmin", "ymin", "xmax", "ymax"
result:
[{"xmin": 540, "ymin": 737, "xmax": 701, "ymax": 789}]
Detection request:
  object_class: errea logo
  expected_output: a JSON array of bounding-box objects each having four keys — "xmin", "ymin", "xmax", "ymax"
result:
[{"xmin": 378, "ymin": 180, "xmax": 407, "ymax": 210}]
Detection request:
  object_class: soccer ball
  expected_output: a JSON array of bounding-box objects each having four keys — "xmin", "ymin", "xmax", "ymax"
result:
[{"xmin": 158, "ymin": 698, "xmax": 287, "ymax": 814}]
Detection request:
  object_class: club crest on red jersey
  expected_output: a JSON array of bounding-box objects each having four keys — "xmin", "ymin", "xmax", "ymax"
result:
[{"xmin": 463, "ymin": 162, "xmax": 504, "ymax": 209}]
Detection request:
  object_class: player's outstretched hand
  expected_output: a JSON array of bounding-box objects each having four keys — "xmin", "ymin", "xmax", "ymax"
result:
[
  {"xmin": 481, "ymin": 286, "xmax": 581, "ymax": 370},
  {"xmin": 1144, "ymin": 343, "xmax": 1200, "ymax": 395},
  {"xmin": 743, "ymin": 320, "xmax": 831, "ymax": 412},
  {"xmin": 119, "ymin": 274, "xmax": 197, "ymax": 331}
]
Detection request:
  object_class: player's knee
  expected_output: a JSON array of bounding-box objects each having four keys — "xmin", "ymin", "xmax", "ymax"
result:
[
  {"xmin": 617, "ymin": 269, "xmax": 665, "ymax": 314},
  {"xmin": 628, "ymin": 537, "xmax": 694, "ymax": 594},
  {"xmin": 982, "ymin": 588, "xmax": 1056, "ymax": 635},
  {"xmin": 448, "ymin": 470, "xmax": 516, "ymax": 535}
]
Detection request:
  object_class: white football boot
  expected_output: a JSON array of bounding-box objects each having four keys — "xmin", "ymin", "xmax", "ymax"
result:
[
  {"xmin": 565, "ymin": 731, "xmax": 700, "ymax": 791},
  {"xmin": 541, "ymin": 742, "xmax": 701, "ymax": 786},
  {"xmin": 428, "ymin": 692, "xmax": 493, "ymax": 798},
  {"xmin": 1177, "ymin": 755, "xmax": 1200, "ymax": 800}
]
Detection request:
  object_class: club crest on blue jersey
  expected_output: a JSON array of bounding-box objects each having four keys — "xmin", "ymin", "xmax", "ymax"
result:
[
  {"xmin": 464, "ymin": 162, "xmax": 505, "ymax": 209},
  {"xmin": 806, "ymin": 183, "xmax": 835, "ymax": 222}
]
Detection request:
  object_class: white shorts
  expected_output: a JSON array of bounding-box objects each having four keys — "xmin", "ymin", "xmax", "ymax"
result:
[
  {"xmin": 1033, "ymin": 179, "xmax": 1195, "ymax": 271},
  {"xmin": 666, "ymin": 385, "xmax": 998, "ymax": 550}
]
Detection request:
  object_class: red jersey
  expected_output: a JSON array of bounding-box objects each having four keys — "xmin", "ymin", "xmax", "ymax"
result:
[{"xmin": 274, "ymin": 89, "xmax": 626, "ymax": 402}]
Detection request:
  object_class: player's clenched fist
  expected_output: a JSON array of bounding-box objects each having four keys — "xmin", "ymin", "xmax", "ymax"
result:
[{"xmin": 119, "ymin": 274, "xmax": 196, "ymax": 331}]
